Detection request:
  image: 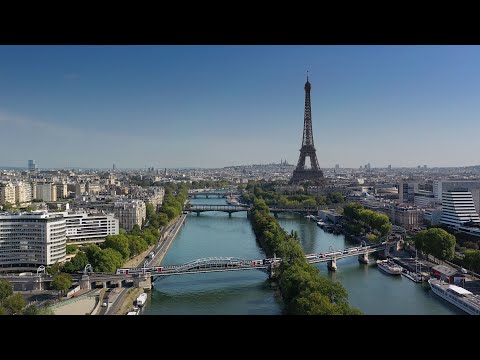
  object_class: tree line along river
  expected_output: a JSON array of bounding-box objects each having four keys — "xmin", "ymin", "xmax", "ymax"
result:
[{"xmin": 142, "ymin": 197, "xmax": 462, "ymax": 315}]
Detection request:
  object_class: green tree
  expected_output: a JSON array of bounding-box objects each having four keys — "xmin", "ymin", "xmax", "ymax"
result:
[
  {"xmin": 22, "ymin": 304, "xmax": 39, "ymax": 315},
  {"xmin": 103, "ymin": 234, "xmax": 131, "ymax": 260},
  {"xmin": 157, "ymin": 213, "xmax": 169, "ymax": 226},
  {"xmin": 463, "ymin": 250, "xmax": 480, "ymax": 273},
  {"xmin": 162, "ymin": 206, "xmax": 178, "ymax": 220},
  {"xmin": 3, "ymin": 293, "xmax": 26, "ymax": 314},
  {"xmin": 83, "ymin": 243, "xmax": 102, "ymax": 266},
  {"xmin": 130, "ymin": 224, "xmax": 142, "ymax": 236},
  {"xmin": 2, "ymin": 202, "xmax": 13, "ymax": 211},
  {"xmin": 52, "ymin": 273, "xmax": 73, "ymax": 296},
  {"xmin": 66, "ymin": 244, "xmax": 78, "ymax": 255},
  {"xmin": 415, "ymin": 228, "xmax": 456, "ymax": 260},
  {"xmin": 46, "ymin": 261, "xmax": 62, "ymax": 276},
  {"xmin": 343, "ymin": 202, "xmax": 364, "ymax": 220},
  {"xmin": 63, "ymin": 251, "xmax": 89, "ymax": 273},
  {"xmin": 0, "ymin": 305, "xmax": 8, "ymax": 315},
  {"xmin": 128, "ymin": 235, "xmax": 148, "ymax": 256},
  {"xmin": 95, "ymin": 248, "xmax": 124, "ymax": 273},
  {"xmin": 0, "ymin": 279, "xmax": 13, "ymax": 301},
  {"xmin": 366, "ymin": 233, "xmax": 378, "ymax": 242},
  {"xmin": 38, "ymin": 307, "xmax": 55, "ymax": 315}
]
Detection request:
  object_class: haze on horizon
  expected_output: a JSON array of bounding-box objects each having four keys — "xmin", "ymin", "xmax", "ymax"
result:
[{"xmin": 0, "ymin": 45, "xmax": 479, "ymax": 170}]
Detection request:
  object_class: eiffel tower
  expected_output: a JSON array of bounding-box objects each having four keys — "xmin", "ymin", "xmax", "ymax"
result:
[{"xmin": 290, "ymin": 74, "xmax": 326, "ymax": 185}]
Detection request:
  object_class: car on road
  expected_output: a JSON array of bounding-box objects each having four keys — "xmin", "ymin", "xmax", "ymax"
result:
[{"xmin": 102, "ymin": 302, "xmax": 108, "ymax": 307}]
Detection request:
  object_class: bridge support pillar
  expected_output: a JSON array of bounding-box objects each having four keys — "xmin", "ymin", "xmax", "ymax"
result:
[
  {"xmin": 228, "ymin": 212, "xmax": 232, "ymax": 217},
  {"xmin": 79, "ymin": 275, "xmax": 91, "ymax": 290},
  {"xmin": 358, "ymin": 252, "xmax": 369, "ymax": 264},
  {"xmin": 132, "ymin": 273, "xmax": 152, "ymax": 291},
  {"xmin": 32, "ymin": 276, "xmax": 44, "ymax": 291},
  {"xmin": 196, "ymin": 212, "xmax": 200, "ymax": 216},
  {"xmin": 327, "ymin": 258, "xmax": 337, "ymax": 271},
  {"xmin": 268, "ymin": 265, "xmax": 278, "ymax": 280}
]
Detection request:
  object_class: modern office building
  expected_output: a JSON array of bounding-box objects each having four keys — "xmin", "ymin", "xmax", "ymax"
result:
[
  {"xmin": 424, "ymin": 207, "xmax": 443, "ymax": 226},
  {"xmin": 113, "ymin": 199, "xmax": 146, "ymax": 231},
  {"xmin": 399, "ymin": 180, "xmax": 420, "ymax": 203},
  {"xmin": 60, "ymin": 211, "xmax": 119, "ymax": 243},
  {"xmin": 28, "ymin": 160, "xmax": 37, "ymax": 172},
  {"xmin": 440, "ymin": 190, "xmax": 480, "ymax": 228},
  {"xmin": 0, "ymin": 212, "xmax": 66, "ymax": 272},
  {"xmin": 433, "ymin": 180, "xmax": 480, "ymax": 213},
  {"xmin": 414, "ymin": 190, "xmax": 438, "ymax": 208}
]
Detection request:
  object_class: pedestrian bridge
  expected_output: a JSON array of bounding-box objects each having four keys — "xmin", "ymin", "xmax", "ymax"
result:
[{"xmin": 114, "ymin": 243, "xmax": 387, "ymax": 278}]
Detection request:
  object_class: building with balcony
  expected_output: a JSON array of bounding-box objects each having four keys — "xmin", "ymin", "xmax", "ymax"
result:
[
  {"xmin": 0, "ymin": 212, "xmax": 66, "ymax": 272},
  {"xmin": 113, "ymin": 199, "xmax": 146, "ymax": 231},
  {"xmin": 60, "ymin": 210, "xmax": 119, "ymax": 243}
]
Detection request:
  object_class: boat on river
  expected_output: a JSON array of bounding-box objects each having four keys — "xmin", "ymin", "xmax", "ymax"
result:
[
  {"xmin": 429, "ymin": 278, "xmax": 480, "ymax": 315},
  {"xmin": 376, "ymin": 259, "xmax": 403, "ymax": 275}
]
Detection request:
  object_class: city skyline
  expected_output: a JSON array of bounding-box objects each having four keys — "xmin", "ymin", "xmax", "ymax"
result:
[{"xmin": 1, "ymin": 45, "xmax": 480, "ymax": 168}]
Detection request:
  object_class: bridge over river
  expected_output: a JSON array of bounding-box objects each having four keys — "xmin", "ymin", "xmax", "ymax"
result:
[
  {"xmin": 115, "ymin": 242, "xmax": 387, "ymax": 278},
  {"xmin": 185, "ymin": 204, "xmax": 320, "ymax": 216}
]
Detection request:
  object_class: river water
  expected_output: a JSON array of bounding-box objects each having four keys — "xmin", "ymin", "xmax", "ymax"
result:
[{"xmin": 143, "ymin": 198, "xmax": 462, "ymax": 315}]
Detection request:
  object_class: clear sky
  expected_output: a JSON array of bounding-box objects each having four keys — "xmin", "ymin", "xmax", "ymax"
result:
[{"xmin": 0, "ymin": 45, "xmax": 479, "ymax": 169}]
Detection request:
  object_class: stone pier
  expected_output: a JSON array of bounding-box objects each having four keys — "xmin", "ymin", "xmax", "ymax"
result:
[
  {"xmin": 358, "ymin": 252, "xmax": 369, "ymax": 264},
  {"xmin": 79, "ymin": 275, "xmax": 92, "ymax": 290},
  {"xmin": 133, "ymin": 273, "xmax": 152, "ymax": 291},
  {"xmin": 327, "ymin": 258, "xmax": 337, "ymax": 271}
]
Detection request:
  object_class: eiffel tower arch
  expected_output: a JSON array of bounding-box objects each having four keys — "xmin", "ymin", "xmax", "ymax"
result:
[{"xmin": 290, "ymin": 75, "xmax": 326, "ymax": 185}]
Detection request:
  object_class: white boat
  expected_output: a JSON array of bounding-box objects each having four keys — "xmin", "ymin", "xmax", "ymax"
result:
[
  {"xmin": 127, "ymin": 306, "xmax": 141, "ymax": 315},
  {"xmin": 428, "ymin": 278, "xmax": 480, "ymax": 315},
  {"xmin": 316, "ymin": 221, "xmax": 326, "ymax": 228},
  {"xmin": 401, "ymin": 270, "xmax": 423, "ymax": 283},
  {"xmin": 376, "ymin": 259, "xmax": 403, "ymax": 275},
  {"xmin": 136, "ymin": 292, "xmax": 148, "ymax": 307}
]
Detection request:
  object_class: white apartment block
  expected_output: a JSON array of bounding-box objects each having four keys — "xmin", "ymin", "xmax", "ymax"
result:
[
  {"xmin": 0, "ymin": 212, "xmax": 66, "ymax": 272},
  {"xmin": 0, "ymin": 183, "xmax": 16, "ymax": 205},
  {"xmin": 14, "ymin": 182, "xmax": 34, "ymax": 204},
  {"xmin": 60, "ymin": 210, "xmax": 119, "ymax": 243},
  {"xmin": 440, "ymin": 191, "xmax": 480, "ymax": 228},
  {"xmin": 113, "ymin": 199, "xmax": 146, "ymax": 231},
  {"xmin": 35, "ymin": 183, "xmax": 57, "ymax": 202}
]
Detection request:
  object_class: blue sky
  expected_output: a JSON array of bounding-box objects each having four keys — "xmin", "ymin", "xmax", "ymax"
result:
[{"xmin": 0, "ymin": 45, "xmax": 479, "ymax": 169}]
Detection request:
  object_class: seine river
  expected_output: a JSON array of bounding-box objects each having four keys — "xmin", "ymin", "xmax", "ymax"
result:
[{"xmin": 143, "ymin": 198, "xmax": 462, "ymax": 315}]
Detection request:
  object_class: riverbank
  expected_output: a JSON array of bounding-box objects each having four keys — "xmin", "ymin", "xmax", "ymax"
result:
[
  {"xmin": 151, "ymin": 213, "xmax": 187, "ymax": 266},
  {"xmin": 113, "ymin": 214, "xmax": 186, "ymax": 314},
  {"xmin": 114, "ymin": 287, "xmax": 144, "ymax": 315}
]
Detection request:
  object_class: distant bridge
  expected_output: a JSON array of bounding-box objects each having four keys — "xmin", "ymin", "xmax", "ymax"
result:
[
  {"xmin": 185, "ymin": 204, "xmax": 320, "ymax": 215},
  {"xmin": 188, "ymin": 190, "xmax": 240, "ymax": 198}
]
